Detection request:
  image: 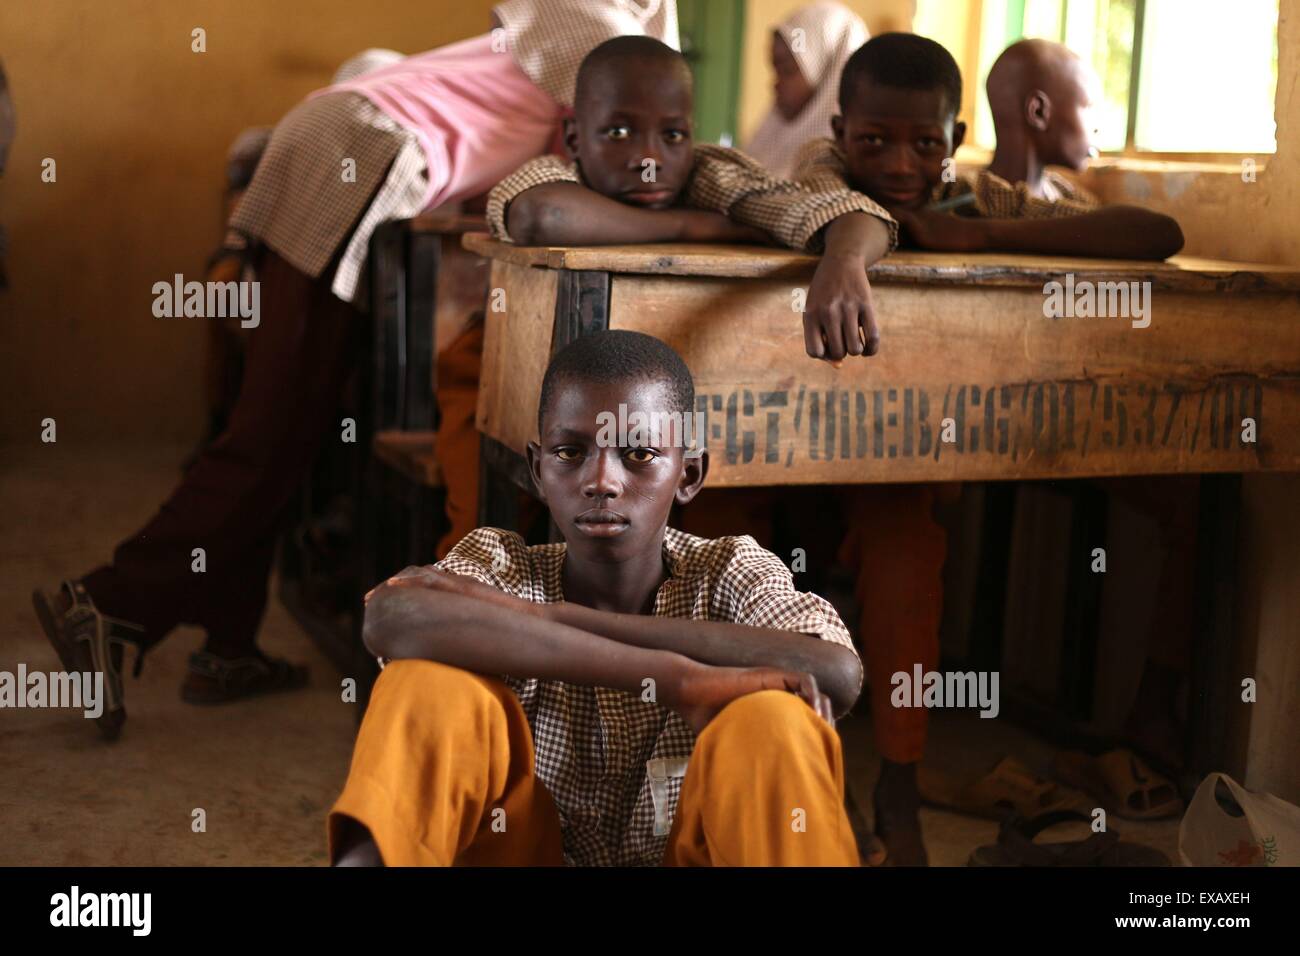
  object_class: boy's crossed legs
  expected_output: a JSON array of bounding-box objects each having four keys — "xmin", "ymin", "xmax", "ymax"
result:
[{"xmin": 328, "ymin": 659, "xmax": 859, "ymax": 866}]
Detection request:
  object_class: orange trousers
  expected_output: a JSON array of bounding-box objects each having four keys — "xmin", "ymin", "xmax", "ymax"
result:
[
  {"xmin": 327, "ymin": 659, "xmax": 859, "ymax": 866},
  {"xmin": 679, "ymin": 484, "xmax": 948, "ymax": 766}
]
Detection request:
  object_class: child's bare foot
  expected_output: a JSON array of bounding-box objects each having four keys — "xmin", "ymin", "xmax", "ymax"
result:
[{"xmin": 873, "ymin": 759, "xmax": 929, "ymax": 866}]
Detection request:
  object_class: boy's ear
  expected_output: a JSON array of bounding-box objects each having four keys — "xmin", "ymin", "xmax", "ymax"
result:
[
  {"xmin": 831, "ymin": 113, "xmax": 845, "ymax": 146},
  {"xmin": 1026, "ymin": 90, "xmax": 1051, "ymax": 131},
  {"xmin": 951, "ymin": 120, "xmax": 967, "ymax": 152},
  {"xmin": 525, "ymin": 440, "xmax": 548, "ymax": 503},
  {"xmin": 674, "ymin": 447, "xmax": 709, "ymax": 506},
  {"xmin": 562, "ymin": 117, "xmax": 580, "ymax": 161}
]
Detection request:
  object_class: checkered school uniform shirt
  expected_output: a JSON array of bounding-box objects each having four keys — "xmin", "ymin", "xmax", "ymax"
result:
[
  {"xmin": 228, "ymin": 93, "xmax": 427, "ymax": 304},
  {"xmin": 399, "ymin": 525, "xmax": 859, "ymax": 867},
  {"xmin": 794, "ymin": 137, "xmax": 1099, "ymax": 218},
  {"xmin": 487, "ymin": 144, "xmax": 899, "ymax": 252},
  {"xmin": 494, "ymin": 0, "xmax": 680, "ymax": 107}
]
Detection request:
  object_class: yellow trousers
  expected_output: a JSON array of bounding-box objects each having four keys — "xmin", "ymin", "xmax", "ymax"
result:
[{"xmin": 328, "ymin": 660, "xmax": 859, "ymax": 866}]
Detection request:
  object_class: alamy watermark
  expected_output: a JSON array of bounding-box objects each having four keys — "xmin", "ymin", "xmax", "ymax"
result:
[
  {"xmin": 0, "ymin": 665, "xmax": 103, "ymax": 719},
  {"xmin": 595, "ymin": 404, "xmax": 705, "ymax": 458},
  {"xmin": 50, "ymin": 886, "xmax": 151, "ymax": 936},
  {"xmin": 1043, "ymin": 273, "xmax": 1151, "ymax": 329},
  {"xmin": 890, "ymin": 664, "xmax": 999, "ymax": 719},
  {"xmin": 151, "ymin": 273, "xmax": 260, "ymax": 328}
]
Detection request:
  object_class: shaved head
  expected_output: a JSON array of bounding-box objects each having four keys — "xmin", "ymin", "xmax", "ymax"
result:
[
  {"xmin": 987, "ymin": 39, "xmax": 1086, "ymax": 123},
  {"xmin": 565, "ymin": 35, "xmax": 697, "ymax": 209},
  {"xmin": 574, "ymin": 36, "xmax": 692, "ymax": 113},
  {"xmin": 985, "ymin": 38, "xmax": 1098, "ymax": 173}
]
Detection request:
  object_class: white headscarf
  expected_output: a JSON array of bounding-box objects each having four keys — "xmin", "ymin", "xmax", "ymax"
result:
[{"xmin": 743, "ymin": 1, "xmax": 868, "ymax": 178}]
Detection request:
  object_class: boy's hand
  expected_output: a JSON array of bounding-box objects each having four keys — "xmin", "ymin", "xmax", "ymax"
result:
[
  {"xmin": 667, "ymin": 662, "xmax": 835, "ymax": 736},
  {"xmin": 677, "ymin": 209, "xmax": 772, "ymax": 245},
  {"xmin": 803, "ymin": 253, "xmax": 879, "ymax": 363},
  {"xmin": 891, "ymin": 206, "xmax": 988, "ymax": 252}
]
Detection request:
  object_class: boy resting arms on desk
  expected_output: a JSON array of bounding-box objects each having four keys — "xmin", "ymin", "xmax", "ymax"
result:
[{"xmin": 488, "ymin": 35, "xmax": 899, "ymax": 365}]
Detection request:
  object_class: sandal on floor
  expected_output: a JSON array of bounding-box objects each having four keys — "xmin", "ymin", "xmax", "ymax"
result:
[
  {"xmin": 968, "ymin": 810, "xmax": 1171, "ymax": 866},
  {"xmin": 1053, "ymin": 748, "xmax": 1185, "ymax": 821},
  {"xmin": 31, "ymin": 580, "xmax": 149, "ymax": 741},
  {"xmin": 181, "ymin": 651, "xmax": 309, "ymax": 705},
  {"xmin": 920, "ymin": 755, "xmax": 1087, "ymax": 821}
]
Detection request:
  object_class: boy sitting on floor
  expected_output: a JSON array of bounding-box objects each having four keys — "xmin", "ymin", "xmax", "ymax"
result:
[
  {"xmin": 797, "ymin": 32, "xmax": 1183, "ymax": 272},
  {"xmin": 488, "ymin": 34, "xmax": 899, "ymax": 365},
  {"xmin": 329, "ymin": 330, "xmax": 864, "ymax": 867}
]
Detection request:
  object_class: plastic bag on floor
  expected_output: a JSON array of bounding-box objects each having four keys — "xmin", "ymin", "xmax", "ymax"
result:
[{"xmin": 1178, "ymin": 773, "xmax": 1300, "ymax": 866}]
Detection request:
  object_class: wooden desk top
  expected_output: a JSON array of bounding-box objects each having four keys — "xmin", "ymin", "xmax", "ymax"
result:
[
  {"xmin": 472, "ymin": 231, "xmax": 1300, "ymax": 484},
  {"xmin": 462, "ymin": 233, "xmax": 1300, "ymax": 294}
]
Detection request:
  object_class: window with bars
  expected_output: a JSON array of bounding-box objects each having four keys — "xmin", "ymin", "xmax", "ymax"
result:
[{"xmin": 971, "ymin": 0, "xmax": 1279, "ymax": 154}]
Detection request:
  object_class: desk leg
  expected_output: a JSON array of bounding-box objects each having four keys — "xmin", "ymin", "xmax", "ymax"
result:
[
  {"xmin": 552, "ymin": 270, "xmax": 611, "ymax": 352},
  {"xmin": 1186, "ymin": 473, "xmax": 1241, "ymax": 785},
  {"xmin": 405, "ymin": 230, "xmax": 438, "ymax": 431},
  {"xmin": 478, "ymin": 434, "xmax": 534, "ymax": 531}
]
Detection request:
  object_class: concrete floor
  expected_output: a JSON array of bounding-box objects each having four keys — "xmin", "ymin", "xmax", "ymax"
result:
[
  {"xmin": 1, "ymin": 442, "xmax": 1182, "ymax": 866},
  {"xmin": 1, "ymin": 442, "xmax": 355, "ymax": 866}
]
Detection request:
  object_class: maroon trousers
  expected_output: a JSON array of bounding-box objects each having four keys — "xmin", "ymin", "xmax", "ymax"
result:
[{"xmin": 83, "ymin": 250, "xmax": 363, "ymax": 651}]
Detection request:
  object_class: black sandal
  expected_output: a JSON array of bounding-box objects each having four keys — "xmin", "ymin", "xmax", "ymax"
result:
[
  {"xmin": 31, "ymin": 580, "xmax": 149, "ymax": 741},
  {"xmin": 968, "ymin": 809, "xmax": 1170, "ymax": 866},
  {"xmin": 181, "ymin": 651, "xmax": 309, "ymax": 705}
]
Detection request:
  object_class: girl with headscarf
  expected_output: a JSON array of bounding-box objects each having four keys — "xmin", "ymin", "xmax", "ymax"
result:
[{"xmin": 743, "ymin": 1, "xmax": 868, "ymax": 179}]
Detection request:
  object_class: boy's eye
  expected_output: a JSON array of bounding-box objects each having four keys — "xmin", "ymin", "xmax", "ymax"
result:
[
  {"xmin": 918, "ymin": 138, "xmax": 943, "ymax": 149},
  {"xmin": 555, "ymin": 447, "xmax": 583, "ymax": 462},
  {"xmin": 664, "ymin": 129, "xmax": 687, "ymax": 144},
  {"xmin": 605, "ymin": 126, "xmax": 631, "ymax": 141},
  {"xmin": 624, "ymin": 448, "xmax": 657, "ymax": 464},
  {"xmin": 860, "ymin": 134, "xmax": 884, "ymax": 147}
]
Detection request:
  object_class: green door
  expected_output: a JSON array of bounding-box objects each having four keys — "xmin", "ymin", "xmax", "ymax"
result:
[{"xmin": 677, "ymin": 0, "xmax": 746, "ymax": 145}]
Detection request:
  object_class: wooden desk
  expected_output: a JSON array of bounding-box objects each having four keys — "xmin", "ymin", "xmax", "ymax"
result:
[
  {"xmin": 465, "ymin": 235, "xmax": 1300, "ymax": 488},
  {"xmin": 464, "ymin": 235, "xmax": 1300, "ymax": 784}
]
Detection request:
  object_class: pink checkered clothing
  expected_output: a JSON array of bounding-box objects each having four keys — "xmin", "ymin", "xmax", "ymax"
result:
[
  {"xmin": 379, "ymin": 525, "xmax": 859, "ymax": 866},
  {"xmin": 487, "ymin": 144, "xmax": 898, "ymax": 252},
  {"xmin": 229, "ymin": 2, "xmax": 683, "ymax": 303}
]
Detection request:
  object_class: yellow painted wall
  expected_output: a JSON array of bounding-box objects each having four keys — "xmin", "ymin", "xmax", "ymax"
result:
[{"xmin": 0, "ymin": 0, "xmax": 497, "ymax": 443}]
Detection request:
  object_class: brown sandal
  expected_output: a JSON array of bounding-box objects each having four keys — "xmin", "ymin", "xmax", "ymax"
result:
[
  {"xmin": 1053, "ymin": 748, "xmax": 1184, "ymax": 821},
  {"xmin": 181, "ymin": 651, "xmax": 309, "ymax": 705},
  {"xmin": 969, "ymin": 810, "xmax": 1171, "ymax": 866},
  {"xmin": 31, "ymin": 580, "xmax": 148, "ymax": 740},
  {"xmin": 920, "ymin": 756, "xmax": 1088, "ymax": 821}
]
